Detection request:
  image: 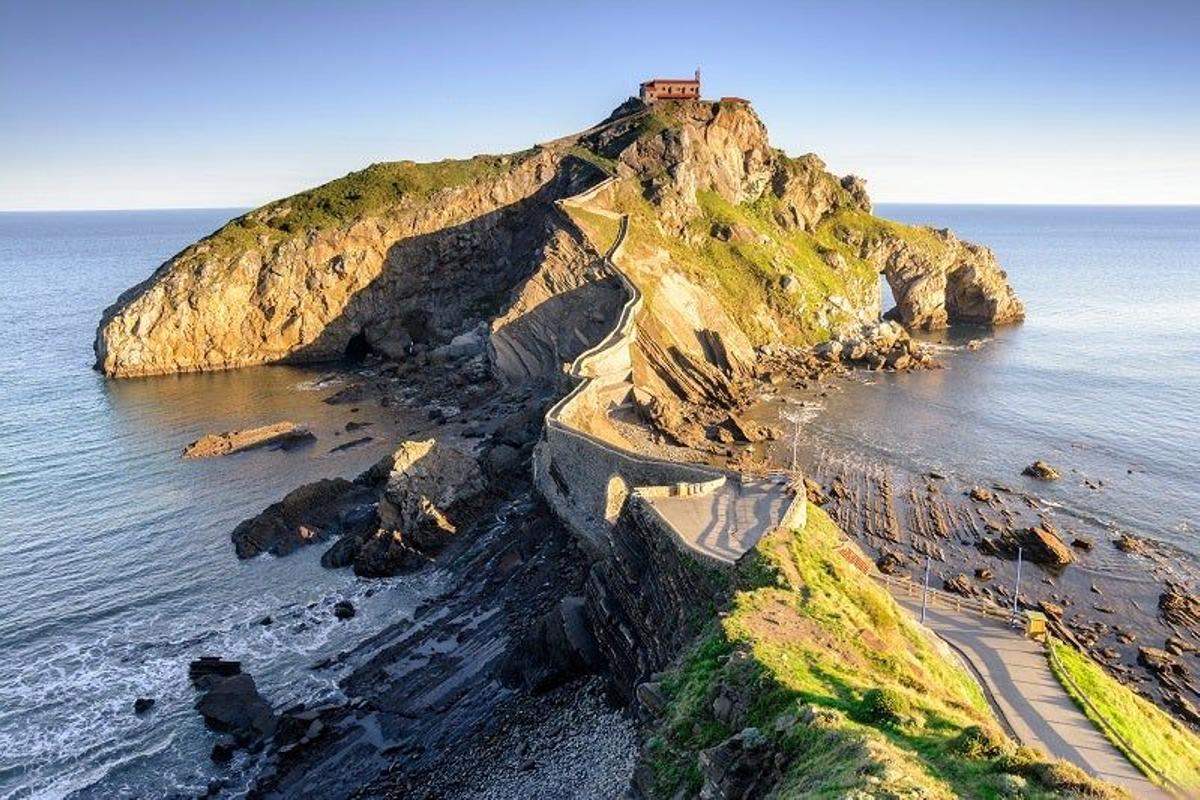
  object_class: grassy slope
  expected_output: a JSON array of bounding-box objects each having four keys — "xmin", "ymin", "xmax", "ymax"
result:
[
  {"xmin": 563, "ymin": 204, "xmax": 622, "ymax": 257},
  {"xmin": 1049, "ymin": 638, "xmax": 1200, "ymax": 791},
  {"xmin": 608, "ymin": 182, "xmax": 878, "ymax": 347},
  {"xmin": 644, "ymin": 504, "xmax": 1128, "ymax": 799},
  {"xmin": 199, "ymin": 149, "xmax": 539, "ymax": 255}
]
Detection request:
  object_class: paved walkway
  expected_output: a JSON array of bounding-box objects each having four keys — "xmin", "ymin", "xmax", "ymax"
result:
[
  {"xmin": 895, "ymin": 598, "xmax": 1169, "ymax": 799},
  {"xmin": 646, "ymin": 476, "xmax": 790, "ymax": 563}
]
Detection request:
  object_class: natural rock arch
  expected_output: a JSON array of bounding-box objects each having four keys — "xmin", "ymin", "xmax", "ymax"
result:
[{"xmin": 604, "ymin": 474, "xmax": 629, "ymax": 523}]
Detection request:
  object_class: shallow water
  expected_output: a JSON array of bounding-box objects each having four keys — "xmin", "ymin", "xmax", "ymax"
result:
[
  {"xmin": 0, "ymin": 210, "xmax": 439, "ymax": 799},
  {"xmin": 782, "ymin": 204, "xmax": 1200, "ymax": 557}
]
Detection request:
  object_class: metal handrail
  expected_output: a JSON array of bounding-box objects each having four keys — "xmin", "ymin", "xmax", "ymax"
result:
[{"xmin": 1045, "ymin": 641, "xmax": 1187, "ymax": 797}]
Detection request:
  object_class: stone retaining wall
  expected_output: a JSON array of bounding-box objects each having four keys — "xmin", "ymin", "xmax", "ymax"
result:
[{"xmin": 533, "ymin": 162, "xmax": 802, "ymax": 559}]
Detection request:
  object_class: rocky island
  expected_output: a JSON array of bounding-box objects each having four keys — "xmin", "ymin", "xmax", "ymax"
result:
[{"xmin": 95, "ymin": 89, "xmax": 1200, "ymax": 799}]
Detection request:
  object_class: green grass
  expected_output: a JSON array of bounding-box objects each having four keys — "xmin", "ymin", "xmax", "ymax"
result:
[
  {"xmin": 643, "ymin": 504, "xmax": 1130, "ymax": 799},
  {"xmin": 1049, "ymin": 637, "xmax": 1200, "ymax": 792},
  {"xmin": 566, "ymin": 144, "xmax": 618, "ymax": 175},
  {"xmin": 200, "ymin": 149, "xmax": 539, "ymax": 255},
  {"xmin": 613, "ymin": 181, "xmax": 879, "ymax": 347},
  {"xmin": 564, "ymin": 205, "xmax": 622, "ymax": 255}
]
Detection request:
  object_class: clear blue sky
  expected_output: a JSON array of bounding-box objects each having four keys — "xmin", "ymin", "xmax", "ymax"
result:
[{"xmin": 2, "ymin": 0, "xmax": 1197, "ymax": 210}]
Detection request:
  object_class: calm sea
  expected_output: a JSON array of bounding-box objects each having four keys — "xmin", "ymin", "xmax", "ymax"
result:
[
  {"xmin": 800, "ymin": 204, "xmax": 1200, "ymax": 555},
  {"xmin": 0, "ymin": 210, "xmax": 441, "ymax": 799},
  {"xmin": 0, "ymin": 205, "xmax": 1197, "ymax": 797}
]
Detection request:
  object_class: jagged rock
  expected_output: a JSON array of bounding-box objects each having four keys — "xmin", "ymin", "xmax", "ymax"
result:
[
  {"xmin": 210, "ymin": 740, "xmax": 235, "ymax": 764},
  {"xmin": 868, "ymin": 226, "xmax": 1025, "ymax": 329},
  {"xmin": 968, "ymin": 486, "xmax": 993, "ymax": 503},
  {"xmin": 500, "ymin": 596, "xmax": 601, "ymax": 694},
  {"xmin": 1166, "ymin": 637, "xmax": 1199, "ymax": 656},
  {"xmin": 982, "ymin": 522, "xmax": 1075, "ymax": 568},
  {"xmin": 876, "ymin": 549, "xmax": 906, "ymax": 575},
  {"xmin": 188, "ymin": 657, "xmax": 242, "ymax": 687},
  {"xmin": 1138, "ymin": 647, "xmax": 1189, "ymax": 682},
  {"xmin": 94, "ymin": 148, "xmax": 590, "ymax": 378},
  {"xmin": 711, "ymin": 221, "xmax": 756, "ymax": 242},
  {"xmin": 1022, "ymin": 460, "xmax": 1061, "ymax": 481},
  {"xmin": 333, "ymin": 600, "xmax": 355, "ymax": 620},
  {"xmin": 321, "ymin": 439, "xmax": 488, "ymax": 577},
  {"xmin": 975, "ymin": 567, "xmax": 994, "ymax": 581},
  {"xmin": 635, "ymin": 682, "xmax": 667, "ymax": 718},
  {"xmin": 943, "ymin": 574, "xmax": 975, "ymax": 597},
  {"xmin": 1164, "ymin": 691, "xmax": 1200, "ymax": 726},
  {"xmin": 584, "ymin": 500, "xmax": 727, "ymax": 702},
  {"xmin": 721, "ymin": 412, "xmax": 771, "ymax": 443},
  {"xmin": 231, "ymin": 478, "xmax": 376, "ymax": 559},
  {"xmin": 1159, "ymin": 583, "xmax": 1200, "ymax": 629},
  {"xmin": 698, "ymin": 727, "xmax": 779, "ymax": 800},
  {"xmin": 1071, "ymin": 536, "xmax": 1094, "ymax": 551},
  {"xmin": 133, "ymin": 697, "xmax": 155, "ymax": 715},
  {"xmin": 380, "ymin": 439, "xmax": 485, "ymax": 536},
  {"xmin": 633, "ymin": 388, "xmax": 706, "ymax": 448},
  {"xmin": 1016, "ymin": 523, "xmax": 1076, "ymax": 567},
  {"xmin": 816, "ymin": 322, "xmax": 936, "ymax": 372},
  {"xmin": 182, "ymin": 422, "xmax": 314, "ymax": 459},
  {"xmin": 1039, "ymin": 600, "xmax": 1064, "ymax": 619},
  {"xmin": 711, "ymin": 683, "xmax": 748, "ymax": 729},
  {"xmin": 194, "ymin": 673, "xmax": 275, "ymax": 745},
  {"xmin": 1114, "ymin": 532, "xmax": 1148, "ymax": 554},
  {"xmin": 803, "ymin": 477, "xmax": 829, "ymax": 506}
]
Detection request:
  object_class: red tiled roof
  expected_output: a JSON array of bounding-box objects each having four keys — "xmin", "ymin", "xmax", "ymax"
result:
[{"xmin": 640, "ymin": 78, "xmax": 700, "ymax": 86}]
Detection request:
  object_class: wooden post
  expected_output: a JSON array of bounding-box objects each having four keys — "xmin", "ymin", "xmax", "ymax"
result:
[{"xmin": 920, "ymin": 556, "xmax": 931, "ymax": 623}]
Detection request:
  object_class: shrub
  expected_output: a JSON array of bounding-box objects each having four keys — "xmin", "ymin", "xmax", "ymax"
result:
[
  {"xmin": 860, "ymin": 687, "xmax": 909, "ymax": 725},
  {"xmin": 951, "ymin": 724, "xmax": 1013, "ymax": 760},
  {"xmin": 995, "ymin": 773, "xmax": 1027, "ymax": 797}
]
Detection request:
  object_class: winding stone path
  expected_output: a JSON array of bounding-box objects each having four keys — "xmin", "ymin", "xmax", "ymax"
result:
[
  {"xmin": 645, "ymin": 476, "xmax": 791, "ymax": 564},
  {"xmin": 895, "ymin": 598, "xmax": 1169, "ymax": 798}
]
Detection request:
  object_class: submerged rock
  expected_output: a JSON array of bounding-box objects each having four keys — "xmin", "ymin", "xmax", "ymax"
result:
[
  {"xmin": 1022, "ymin": 460, "xmax": 1061, "ymax": 481},
  {"xmin": 182, "ymin": 422, "xmax": 313, "ymax": 459},
  {"xmin": 194, "ymin": 673, "xmax": 276, "ymax": 745}
]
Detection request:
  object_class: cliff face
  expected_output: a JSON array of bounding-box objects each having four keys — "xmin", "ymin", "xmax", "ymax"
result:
[
  {"xmin": 95, "ymin": 98, "xmax": 1022, "ymax": 383},
  {"xmin": 94, "ymin": 152, "xmax": 618, "ymax": 379}
]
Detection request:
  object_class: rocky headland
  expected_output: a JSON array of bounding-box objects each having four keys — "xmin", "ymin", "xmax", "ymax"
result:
[{"xmin": 91, "ymin": 95, "xmax": 1198, "ymax": 799}]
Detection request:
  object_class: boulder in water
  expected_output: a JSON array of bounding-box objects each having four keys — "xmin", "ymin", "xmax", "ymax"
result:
[
  {"xmin": 182, "ymin": 422, "xmax": 314, "ymax": 459},
  {"xmin": 1022, "ymin": 460, "xmax": 1061, "ymax": 481}
]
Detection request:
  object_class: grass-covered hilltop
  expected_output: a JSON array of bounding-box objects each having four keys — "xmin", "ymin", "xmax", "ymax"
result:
[{"xmin": 95, "ymin": 97, "xmax": 1021, "ymax": 381}]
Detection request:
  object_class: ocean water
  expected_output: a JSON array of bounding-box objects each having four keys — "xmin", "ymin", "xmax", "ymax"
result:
[
  {"xmin": 0, "ymin": 211, "xmax": 442, "ymax": 799},
  {"xmin": 793, "ymin": 204, "xmax": 1200, "ymax": 556},
  {"xmin": 1, "ymin": 205, "xmax": 1198, "ymax": 798}
]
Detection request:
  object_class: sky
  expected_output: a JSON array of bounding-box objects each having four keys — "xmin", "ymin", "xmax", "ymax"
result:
[{"xmin": 1, "ymin": 0, "xmax": 1198, "ymax": 210}]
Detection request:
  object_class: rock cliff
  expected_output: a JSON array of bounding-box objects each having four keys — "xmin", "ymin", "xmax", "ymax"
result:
[
  {"xmin": 95, "ymin": 152, "xmax": 619, "ymax": 379},
  {"xmin": 96, "ymin": 98, "xmax": 1022, "ymax": 385}
]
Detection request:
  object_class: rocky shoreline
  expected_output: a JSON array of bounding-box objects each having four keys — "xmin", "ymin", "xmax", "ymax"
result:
[{"xmin": 742, "ymin": 369, "xmax": 1200, "ymax": 731}]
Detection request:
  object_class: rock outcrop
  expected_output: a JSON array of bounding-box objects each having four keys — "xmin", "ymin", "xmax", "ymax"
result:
[
  {"xmin": 97, "ymin": 99, "xmax": 1023, "ymax": 388},
  {"xmin": 844, "ymin": 224, "xmax": 1025, "ymax": 329},
  {"xmin": 182, "ymin": 421, "xmax": 314, "ymax": 459},
  {"xmin": 321, "ymin": 439, "xmax": 488, "ymax": 576},
  {"xmin": 583, "ymin": 497, "xmax": 726, "ymax": 701},
  {"xmin": 95, "ymin": 152, "xmax": 607, "ymax": 379},
  {"xmin": 230, "ymin": 478, "xmax": 377, "ymax": 559}
]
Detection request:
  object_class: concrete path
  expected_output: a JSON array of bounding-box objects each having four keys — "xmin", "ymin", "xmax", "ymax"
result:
[
  {"xmin": 646, "ymin": 476, "xmax": 790, "ymax": 563},
  {"xmin": 895, "ymin": 598, "xmax": 1169, "ymax": 799}
]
